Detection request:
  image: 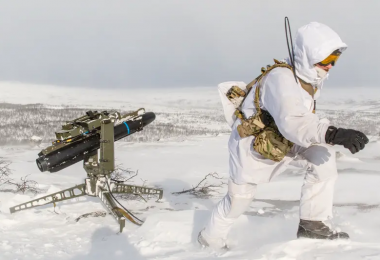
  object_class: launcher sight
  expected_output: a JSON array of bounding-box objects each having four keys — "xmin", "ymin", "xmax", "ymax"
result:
[{"xmin": 55, "ymin": 110, "xmax": 121, "ymax": 140}]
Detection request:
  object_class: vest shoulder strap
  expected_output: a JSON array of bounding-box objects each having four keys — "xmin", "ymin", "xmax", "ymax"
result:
[
  {"xmin": 253, "ymin": 60, "xmax": 293, "ymax": 113},
  {"xmin": 236, "ymin": 59, "xmax": 293, "ymax": 119}
]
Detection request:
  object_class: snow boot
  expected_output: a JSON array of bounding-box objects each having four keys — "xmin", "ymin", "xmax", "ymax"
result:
[
  {"xmin": 197, "ymin": 229, "xmax": 229, "ymax": 250},
  {"xmin": 297, "ymin": 219, "xmax": 350, "ymax": 240}
]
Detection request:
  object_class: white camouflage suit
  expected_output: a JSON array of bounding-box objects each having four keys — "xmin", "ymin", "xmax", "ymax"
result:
[{"xmin": 201, "ymin": 22, "xmax": 348, "ymax": 247}]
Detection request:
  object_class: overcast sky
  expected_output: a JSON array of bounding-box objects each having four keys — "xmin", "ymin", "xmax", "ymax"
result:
[{"xmin": 0, "ymin": 0, "xmax": 378, "ymax": 89}]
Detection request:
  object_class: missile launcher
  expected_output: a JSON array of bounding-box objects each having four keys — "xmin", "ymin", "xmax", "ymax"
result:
[{"xmin": 10, "ymin": 108, "xmax": 163, "ymax": 232}]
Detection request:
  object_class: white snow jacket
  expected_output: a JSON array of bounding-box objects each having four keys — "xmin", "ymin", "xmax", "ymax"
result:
[{"xmin": 219, "ymin": 22, "xmax": 347, "ymax": 185}]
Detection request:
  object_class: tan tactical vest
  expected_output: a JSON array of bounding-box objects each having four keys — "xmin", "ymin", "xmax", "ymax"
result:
[{"xmin": 226, "ymin": 59, "xmax": 316, "ymax": 161}]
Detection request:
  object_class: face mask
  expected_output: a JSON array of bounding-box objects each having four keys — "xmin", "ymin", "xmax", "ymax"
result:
[
  {"xmin": 315, "ymin": 66, "xmax": 328, "ymax": 79},
  {"xmin": 314, "ymin": 66, "xmax": 329, "ymax": 87}
]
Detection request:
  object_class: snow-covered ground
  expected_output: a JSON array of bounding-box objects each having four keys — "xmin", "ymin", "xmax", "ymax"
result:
[{"xmin": 1, "ymin": 82, "xmax": 380, "ymax": 259}]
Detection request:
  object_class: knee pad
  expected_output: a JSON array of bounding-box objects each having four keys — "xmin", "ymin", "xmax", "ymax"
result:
[
  {"xmin": 228, "ymin": 179, "xmax": 257, "ymax": 199},
  {"xmin": 226, "ymin": 179, "xmax": 257, "ymax": 218},
  {"xmin": 304, "ymin": 163, "xmax": 338, "ymax": 183}
]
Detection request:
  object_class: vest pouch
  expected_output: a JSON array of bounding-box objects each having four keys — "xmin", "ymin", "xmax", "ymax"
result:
[
  {"xmin": 237, "ymin": 113, "xmax": 265, "ymax": 138},
  {"xmin": 253, "ymin": 128, "xmax": 293, "ymax": 162}
]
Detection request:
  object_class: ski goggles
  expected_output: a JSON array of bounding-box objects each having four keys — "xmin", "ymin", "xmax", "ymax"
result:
[{"xmin": 317, "ymin": 50, "xmax": 342, "ymax": 66}]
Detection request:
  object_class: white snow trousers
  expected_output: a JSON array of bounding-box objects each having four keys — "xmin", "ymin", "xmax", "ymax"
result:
[{"xmin": 203, "ymin": 144, "xmax": 338, "ymax": 242}]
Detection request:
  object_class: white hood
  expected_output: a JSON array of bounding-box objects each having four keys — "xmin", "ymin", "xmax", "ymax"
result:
[{"xmin": 291, "ymin": 22, "xmax": 347, "ymax": 86}]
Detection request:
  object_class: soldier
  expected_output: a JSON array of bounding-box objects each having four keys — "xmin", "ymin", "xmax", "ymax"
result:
[{"xmin": 198, "ymin": 21, "xmax": 369, "ymax": 249}]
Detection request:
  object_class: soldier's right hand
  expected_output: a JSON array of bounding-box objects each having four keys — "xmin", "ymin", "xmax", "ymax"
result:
[{"xmin": 325, "ymin": 126, "xmax": 369, "ymax": 154}]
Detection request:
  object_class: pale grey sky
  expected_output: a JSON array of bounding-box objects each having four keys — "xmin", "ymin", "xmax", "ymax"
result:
[{"xmin": 0, "ymin": 0, "xmax": 378, "ymax": 88}]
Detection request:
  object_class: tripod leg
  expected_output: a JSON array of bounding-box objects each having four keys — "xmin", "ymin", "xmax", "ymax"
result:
[
  {"xmin": 9, "ymin": 184, "xmax": 86, "ymax": 213},
  {"xmin": 112, "ymin": 183, "xmax": 163, "ymax": 200},
  {"xmin": 98, "ymin": 187, "xmax": 126, "ymax": 233}
]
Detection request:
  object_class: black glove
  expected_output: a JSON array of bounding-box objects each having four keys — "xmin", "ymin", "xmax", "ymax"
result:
[{"xmin": 325, "ymin": 126, "xmax": 369, "ymax": 154}]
